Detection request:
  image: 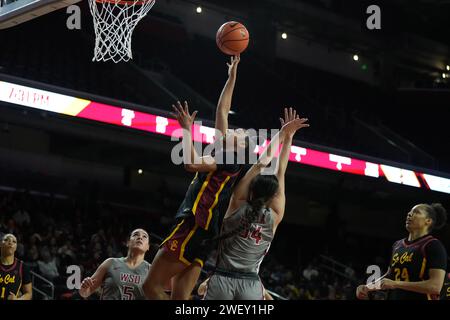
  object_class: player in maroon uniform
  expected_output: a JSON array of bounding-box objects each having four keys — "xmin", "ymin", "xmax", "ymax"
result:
[{"xmin": 357, "ymin": 203, "xmax": 447, "ymax": 300}]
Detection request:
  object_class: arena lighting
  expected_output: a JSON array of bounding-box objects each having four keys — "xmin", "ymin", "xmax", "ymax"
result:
[
  {"xmin": 353, "ymin": 54, "xmax": 359, "ymax": 61},
  {"xmin": 442, "ymin": 73, "xmax": 447, "ymax": 79},
  {"xmin": 447, "ymin": 65, "xmax": 450, "ymax": 71},
  {"xmin": 1, "ymin": 80, "xmax": 449, "ymax": 194},
  {"xmin": 281, "ymin": 32, "xmax": 287, "ymax": 40},
  {"xmin": 196, "ymin": 6, "xmax": 202, "ymax": 13},
  {"xmin": 138, "ymin": 169, "xmax": 143, "ymax": 174}
]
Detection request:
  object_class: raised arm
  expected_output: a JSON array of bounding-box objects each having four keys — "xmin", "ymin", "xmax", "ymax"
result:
[
  {"xmin": 171, "ymin": 101, "xmax": 217, "ymax": 172},
  {"xmin": 225, "ymin": 131, "xmax": 282, "ymax": 217},
  {"xmin": 215, "ymin": 55, "xmax": 240, "ymax": 135},
  {"xmin": 269, "ymin": 108, "xmax": 308, "ymax": 228},
  {"xmin": 226, "ymin": 108, "xmax": 309, "ymax": 218}
]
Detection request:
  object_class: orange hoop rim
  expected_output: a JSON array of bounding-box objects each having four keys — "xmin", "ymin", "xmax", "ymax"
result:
[{"xmin": 95, "ymin": 0, "xmax": 154, "ymax": 5}]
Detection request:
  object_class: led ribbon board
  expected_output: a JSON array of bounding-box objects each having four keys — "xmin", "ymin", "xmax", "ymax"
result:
[{"xmin": 1, "ymin": 80, "xmax": 449, "ymax": 194}]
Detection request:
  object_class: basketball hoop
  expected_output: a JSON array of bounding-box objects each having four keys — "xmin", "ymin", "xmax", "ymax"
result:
[{"xmin": 88, "ymin": 0, "xmax": 155, "ymax": 63}]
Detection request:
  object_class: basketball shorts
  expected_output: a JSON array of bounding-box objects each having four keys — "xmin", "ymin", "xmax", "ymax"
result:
[
  {"xmin": 203, "ymin": 269, "xmax": 265, "ymax": 300},
  {"xmin": 160, "ymin": 215, "xmax": 216, "ymax": 267}
]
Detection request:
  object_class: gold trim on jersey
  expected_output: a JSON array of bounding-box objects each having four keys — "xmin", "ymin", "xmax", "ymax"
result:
[
  {"xmin": 419, "ymin": 257, "xmax": 427, "ymax": 279},
  {"xmin": 179, "ymin": 225, "xmax": 199, "ymax": 265},
  {"xmin": 192, "ymin": 172, "xmax": 213, "ymax": 214},
  {"xmin": 161, "ymin": 219, "xmax": 185, "ymax": 247},
  {"xmin": 194, "ymin": 258, "xmax": 204, "ymax": 268},
  {"xmin": 190, "ymin": 172, "xmax": 198, "ymax": 185},
  {"xmin": 205, "ymin": 176, "xmax": 231, "ymax": 230},
  {"xmin": 15, "ymin": 279, "xmax": 22, "ymax": 297}
]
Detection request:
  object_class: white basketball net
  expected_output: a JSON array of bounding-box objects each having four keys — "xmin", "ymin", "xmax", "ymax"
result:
[{"xmin": 88, "ymin": 0, "xmax": 155, "ymax": 63}]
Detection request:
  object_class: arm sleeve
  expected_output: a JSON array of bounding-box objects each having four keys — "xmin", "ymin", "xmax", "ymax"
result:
[{"xmin": 425, "ymin": 240, "xmax": 448, "ymax": 271}]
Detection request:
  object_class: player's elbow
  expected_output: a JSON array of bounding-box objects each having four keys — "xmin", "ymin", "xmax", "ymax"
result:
[
  {"xmin": 429, "ymin": 288, "xmax": 441, "ymax": 296},
  {"xmin": 429, "ymin": 283, "xmax": 442, "ymax": 295}
]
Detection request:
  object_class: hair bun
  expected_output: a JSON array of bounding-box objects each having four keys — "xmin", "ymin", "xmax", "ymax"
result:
[{"xmin": 431, "ymin": 203, "xmax": 448, "ymax": 230}]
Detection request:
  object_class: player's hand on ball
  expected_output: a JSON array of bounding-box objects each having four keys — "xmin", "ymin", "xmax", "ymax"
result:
[
  {"xmin": 227, "ymin": 55, "xmax": 240, "ymax": 78},
  {"xmin": 171, "ymin": 101, "xmax": 198, "ymax": 130},
  {"xmin": 356, "ymin": 285, "xmax": 369, "ymax": 300},
  {"xmin": 279, "ymin": 107, "xmax": 309, "ymax": 137}
]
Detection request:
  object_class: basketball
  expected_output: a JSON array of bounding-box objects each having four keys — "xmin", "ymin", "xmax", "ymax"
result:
[{"xmin": 216, "ymin": 21, "xmax": 250, "ymax": 55}]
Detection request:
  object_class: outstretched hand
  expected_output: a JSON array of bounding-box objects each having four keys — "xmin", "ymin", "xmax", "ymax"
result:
[
  {"xmin": 279, "ymin": 107, "xmax": 309, "ymax": 138},
  {"xmin": 227, "ymin": 55, "xmax": 240, "ymax": 78},
  {"xmin": 171, "ymin": 101, "xmax": 198, "ymax": 130}
]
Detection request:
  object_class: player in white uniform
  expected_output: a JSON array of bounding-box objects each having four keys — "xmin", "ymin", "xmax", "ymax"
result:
[
  {"xmin": 204, "ymin": 108, "xmax": 309, "ymax": 300},
  {"xmin": 79, "ymin": 229, "xmax": 151, "ymax": 300}
]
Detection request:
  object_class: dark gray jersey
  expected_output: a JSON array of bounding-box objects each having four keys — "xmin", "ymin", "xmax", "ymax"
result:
[
  {"xmin": 100, "ymin": 257, "xmax": 151, "ymax": 300},
  {"xmin": 216, "ymin": 203, "xmax": 274, "ymax": 274}
]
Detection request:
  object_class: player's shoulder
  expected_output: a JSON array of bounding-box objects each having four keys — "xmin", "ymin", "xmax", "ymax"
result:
[
  {"xmin": 103, "ymin": 257, "xmax": 121, "ymax": 268},
  {"xmin": 14, "ymin": 258, "xmax": 26, "ymax": 269},
  {"xmin": 424, "ymin": 237, "xmax": 446, "ymax": 251}
]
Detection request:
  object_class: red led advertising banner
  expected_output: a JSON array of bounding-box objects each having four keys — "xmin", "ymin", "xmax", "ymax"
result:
[{"xmin": 1, "ymin": 80, "xmax": 449, "ymax": 194}]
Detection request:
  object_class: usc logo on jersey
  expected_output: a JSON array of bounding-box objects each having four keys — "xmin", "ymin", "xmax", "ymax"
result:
[{"xmin": 170, "ymin": 240, "xmax": 179, "ymax": 251}]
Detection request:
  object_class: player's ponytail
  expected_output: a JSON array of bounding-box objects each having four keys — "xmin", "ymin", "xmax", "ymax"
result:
[
  {"xmin": 424, "ymin": 203, "xmax": 448, "ymax": 231},
  {"xmin": 211, "ymin": 174, "xmax": 278, "ymax": 243}
]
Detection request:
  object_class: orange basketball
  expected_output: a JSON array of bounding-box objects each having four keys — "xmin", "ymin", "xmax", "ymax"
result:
[{"xmin": 216, "ymin": 21, "xmax": 249, "ymax": 55}]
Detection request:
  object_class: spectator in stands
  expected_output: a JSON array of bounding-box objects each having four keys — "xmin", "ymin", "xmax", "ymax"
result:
[
  {"xmin": 327, "ymin": 281, "xmax": 337, "ymax": 299},
  {"xmin": 13, "ymin": 205, "xmax": 31, "ymax": 227},
  {"xmin": 37, "ymin": 248, "xmax": 59, "ymax": 282},
  {"xmin": 0, "ymin": 216, "xmax": 6, "ymax": 239},
  {"xmin": 5, "ymin": 218, "xmax": 16, "ymax": 235},
  {"xmin": 345, "ymin": 262, "xmax": 356, "ymax": 279},
  {"xmin": 26, "ymin": 244, "xmax": 40, "ymax": 270},
  {"xmin": 302, "ymin": 263, "xmax": 319, "ymax": 281}
]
